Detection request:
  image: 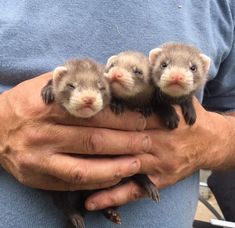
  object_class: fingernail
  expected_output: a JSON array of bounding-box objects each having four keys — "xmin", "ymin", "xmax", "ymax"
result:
[
  {"xmin": 87, "ymin": 202, "xmax": 97, "ymax": 211},
  {"xmin": 129, "ymin": 160, "xmax": 140, "ymax": 176},
  {"xmin": 142, "ymin": 135, "xmax": 152, "ymax": 152},
  {"xmin": 136, "ymin": 115, "xmax": 146, "ymax": 131}
]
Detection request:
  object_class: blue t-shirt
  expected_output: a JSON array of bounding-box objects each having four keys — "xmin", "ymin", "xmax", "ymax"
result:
[{"xmin": 0, "ymin": 1, "xmax": 235, "ymax": 227}]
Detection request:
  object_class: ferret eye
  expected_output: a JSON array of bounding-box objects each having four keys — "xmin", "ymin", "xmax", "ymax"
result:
[
  {"xmin": 97, "ymin": 81, "xmax": 106, "ymax": 90},
  {"xmin": 132, "ymin": 67, "xmax": 143, "ymax": 75},
  {"xmin": 190, "ymin": 65, "xmax": 197, "ymax": 72},
  {"xmin": 160, "ymin": 62, "xmax": 168, "ymax": 69},
  {"xmin": 105, "ymin": 63, "xmax": 114, "ymax": 73},
  {"xmin": 67, "ymin": 83, "xmax": 75, "ymax": 89},
  {"xmin": 108, "ymin": 63, "xmax": 114, "ymax": 70}
]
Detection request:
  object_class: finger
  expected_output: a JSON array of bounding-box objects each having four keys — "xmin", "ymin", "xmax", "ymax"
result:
[
  {"xmin": 55, "ymin": 108, "xmax": 147, "ymax": 131},
  {"xmin": 135, "ymin": 153, "xmax": 159, "ymax": 174},
  {"xmin": 40, "ymin": 154, "xmax": 141, "ymax": 186},
  {"xmin": 50, "ymin": 125, "xmax": 152, "ymax": 155},
  {"xmin": 85, "ymin": 181, "xmax": 146, "ymax": 211},
  {"xmin": 17, "ymin": 170, "xmax": 120, "ymax": 191}
]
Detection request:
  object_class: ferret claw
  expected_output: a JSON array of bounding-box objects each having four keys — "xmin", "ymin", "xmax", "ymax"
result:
[
  {"xmin": 164, "ymin": 113, "xmax": 180, "ymax": 129},
  {"xmin": 145, "ymin": 182, "xmax": 160, "ymax": 202},
  {"xmin": 165, "ymin": 119, "xmax": 179, "ymax": 129},
  {"xmin": 69, "ymin": 213, "xmax": 85, "ymax": 228},
  {"xmin": 110, "ymin": 100, "xmax": 125, "ymax": 115},
  {"xmin": 102, "ymin": 208, "xmax": 122, "ymax": 225},
  {"xmin": 182, "ymin": 105, "xmax": 196, "ymax": 125}
]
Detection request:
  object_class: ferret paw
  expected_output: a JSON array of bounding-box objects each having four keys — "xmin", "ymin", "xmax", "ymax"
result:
[
  {"xmin": 144, "ymin": 182, "xmax": 160, "ymax": 202},
  {"xmin": 102, "ymin": 208, "xmax": 122, "ymax": 225},
  {"xmin": 164, "ymin": 114, "xmax": 179, "ymax": 129},
  {"xmin": 132, "ymin": 174, "xmax": 160, "ymax": 202},
  {"xmin": 182, "ymin": 107, "xmax": 196, "ymax": 125},
  {"xmin": 68, "ymin": 213, "xmax": 85, "ymax": 228},
  {"xmin": 184, "ymin": 113, "xmax": 196, "ymax": 125},
  {"xmin": 41, "ymin": 80, "xmax": 55, "ymax": 104},
  {"xmin": 110, "ymin": 101, "xmax": 124, "ymax": 115}
]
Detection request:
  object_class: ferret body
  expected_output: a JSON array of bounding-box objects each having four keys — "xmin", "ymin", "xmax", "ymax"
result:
[
  {"xmin": 104, "ymin": 51, "xmax": 155, "ymax": 116},
  {"xmin": 42, "ymin": 59, "xmax": 116, "ymax": 228},
  {"xmin": 149, "ymin": 42, "xmax": 211, "ymax": 129},
  {"xmin": 104, "ymin": 51, "xmax": 160, "ymax": 202}
]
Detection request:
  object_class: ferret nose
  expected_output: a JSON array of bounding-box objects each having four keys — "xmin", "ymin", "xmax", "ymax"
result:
[
  {"xmin": 112, "ymin": 72, "xmax": 123, "ymax": 80},
  {"xmin": 170, "ymin": 74, "xmax": 183, "ymax": 81},
  {"xmin": 82, "ymin": 97, "xmax": 95, "ymax": 105}
]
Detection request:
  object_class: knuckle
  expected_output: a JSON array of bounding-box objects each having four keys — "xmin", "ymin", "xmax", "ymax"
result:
[
  {"xmin": 67, "ymin": 165, "xmax": 87, "ymax": 185},
  {"xmin": 82, "ymin": 131, "xmax": 103, "ymax": 153},
  {"xmin": 21, "ymin": 126, "xmax": 45, "ymax": 147},
  {"xmin": 113, "ymin": 167, "xmax": 122, "ymax": 179},
  {"xmin": 162, "ymin": 160, "xmax": 179, "ymax": 174},
  {"xmin": 127, "ymin": 135, "xmax": 137, "ymax": 153},
  {"xmin": 15, "ymin": 154, "xmax": 32, "ymax": 172},
  {"xmin": 106, "ymin": 194, "xmax": 117, "ymax": 206}
]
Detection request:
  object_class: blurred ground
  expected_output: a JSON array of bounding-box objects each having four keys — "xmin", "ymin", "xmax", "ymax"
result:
[
  {"xmin": 195, "ymin": 193, "xmax": 222, "ymax": 221},
  {"xmin": 195, "ymin": 170, "xmax": 223, "ymax": 222}
]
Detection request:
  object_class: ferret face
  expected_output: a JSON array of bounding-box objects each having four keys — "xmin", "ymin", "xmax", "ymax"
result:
[
  {"xmin": 53, "ymin": 59, "xmax": 110, "ymax": 118},
  {"xmin": 149, "ymin": 43, "xmax": 210, "ymax": 97},
  {"xmin": 104, "ymin": 51, "xmax": 151, "ymax": 99}
]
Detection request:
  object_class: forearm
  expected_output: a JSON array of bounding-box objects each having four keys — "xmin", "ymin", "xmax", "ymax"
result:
[{"xmin": 200, "ymin": 110, "xmax": 235, "ymax": 170}]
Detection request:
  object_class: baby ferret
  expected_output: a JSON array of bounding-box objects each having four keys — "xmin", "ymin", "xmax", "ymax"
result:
[
  {"xmin": 149, "ymin": 42, "xmax": 211, "ymax": 129},
  {"xmin": 41, "ymin": 58, "xmax": 110, "ymax": 118},
  {"xmin": 41, "ymin": 59, "xmax": 115, "ymax": 228},
  {"xmin": 104, "ymin": 51, "xmax": 160, "ymax": 202},
  {"xmin": 104, "ymin": 51, "xmax": 155, "ymax": 116}
]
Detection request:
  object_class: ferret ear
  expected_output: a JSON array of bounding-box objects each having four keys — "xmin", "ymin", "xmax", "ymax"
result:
[
  {"xmin": 106, "ymin": 55, "xmax": 117, "ymax": 66},
  {"xmin": 200, "ymin": 54, "xmax": 211, "ymax": 73},
  {"xmin": 149, "ymin": 48, "xmax": 163, "ymax": 64},
  {"xmin": 53, "ymin": 66, "xmax": 68, "ymax": 80}
]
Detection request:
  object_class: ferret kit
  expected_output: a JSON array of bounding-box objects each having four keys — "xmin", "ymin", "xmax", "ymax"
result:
[
  {"xmin": 41, "ymin": 58, "xmax": 110, "ymax": 118},
  {"xmin": 104, "ymin": 51, "xmax": 154, "ymax": 117},
  {"xmin": 41, "ymin": 42, "xmax": 210, "ymax": 228},
  {"xmin": 149, "ymin": 42, "xmax": 210, "ymax": 129}
]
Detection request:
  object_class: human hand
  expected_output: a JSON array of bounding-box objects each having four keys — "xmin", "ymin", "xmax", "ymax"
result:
[
  {"xmin": 85, "ymin": 98, "xmax": 233, "ymax": 210},
  {"xmin": 0, "ymin": 72, "xmax": 152, "ymax": 191}
]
